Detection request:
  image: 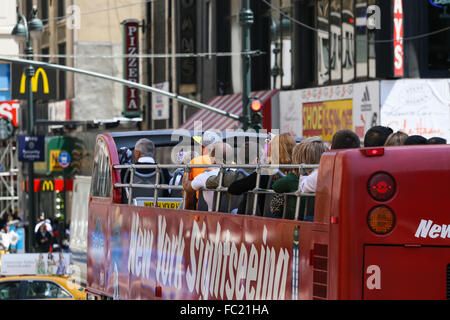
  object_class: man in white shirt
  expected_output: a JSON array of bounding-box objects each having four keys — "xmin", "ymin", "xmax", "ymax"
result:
[
  {"xmin": 183, "ymin": 142, "xmax": 233, "ymax": 211},
  {"xmin": 299, "ymin": 169, "xmax": 318, "ymax": 193}
]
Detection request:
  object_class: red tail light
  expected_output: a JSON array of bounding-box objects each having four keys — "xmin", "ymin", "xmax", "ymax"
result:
[
  {"xmin": 361, "ymin": 147, "xmax": 385, "ymax": 157},
  {"xmin": 368, "ymin": 172, "xmax": 396, "ymax": 202}
]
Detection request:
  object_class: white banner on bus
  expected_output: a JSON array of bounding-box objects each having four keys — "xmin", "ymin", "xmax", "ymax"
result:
[
  {"xmin": 1, "ymin": 253, "xmax": 72, "ymax": 276},
  {"xmin": 380, "ymin": 79, "xmax": 450, "ymax": 142}
]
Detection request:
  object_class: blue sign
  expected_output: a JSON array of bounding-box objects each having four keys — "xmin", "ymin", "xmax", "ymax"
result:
[
  {"xmin": 18, "ymin": 135, "xmax": 45, "ymax": 162},
  {"xmin": 429, "ymin": 0, "xmax": 450, "ymax": 8},
  {"xmin": 58, "ymin": 151, "xmax": 71, "ymax": 168}
]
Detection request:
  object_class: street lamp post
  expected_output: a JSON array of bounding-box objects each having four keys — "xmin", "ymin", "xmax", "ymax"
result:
[
  {"xmin": 239, "ymin": 0, "xmax": 254, "ymax": 131},
  {"xmin": 11, "ymin": 8, "xmax": 43, "ymax": 252}
]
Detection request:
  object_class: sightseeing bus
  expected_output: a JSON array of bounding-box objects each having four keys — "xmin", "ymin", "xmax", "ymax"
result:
[{"xmin": 86, "ymin": 130, "xmax": 450, "ymax": 300}]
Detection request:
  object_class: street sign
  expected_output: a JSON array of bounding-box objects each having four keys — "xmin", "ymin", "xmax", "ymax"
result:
[
  {"xmin": 11, "ymin": 64, "xmax": 57, "ymax": 100},
  {"xmin": 18, "ymin": 135, "xmax": 45, "ymax": 162},
  {"xmin": 58, "ymin": 150, "xmax": 71, "ymax": 168}
]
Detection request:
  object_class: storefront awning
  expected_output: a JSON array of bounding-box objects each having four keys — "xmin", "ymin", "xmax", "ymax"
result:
[
  {"xmin": 179, "ymin": 90, "xmax": 278, "ymax": 131},
  {"xmin": 23, "ymin": 179, "xmax": 74, "ymax": 193}
]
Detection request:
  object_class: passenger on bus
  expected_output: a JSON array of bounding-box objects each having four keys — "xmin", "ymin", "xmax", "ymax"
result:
[
  {"xmin": 184, "ymin": 131, "xmax": 222, "ymax": 209},
  {"xmin": 404, "ymin": 135, "xmax": 428, "ymax": 145},
  {"xmin": 331, "ymin": 129, "xmax": 361, "ymax": 149},
  {"xmin": 228, "ymin": 133, "xmax": 296, "ymax": 217},
  {"xmin": 205, "ymin": 141, "xmax": 263, "ymax": 189},
  {"xmin": 272, "ymin": 137, "xmax": 328, "ymax": 219},
  {"xmin": 168, "ymin": 151, "xmax": 199, "ymax": 196},
  {"xmin": 364, "ymin": 126, "xmax": 393, "ymax": 147},
  {"xmin": 427, "ymin": 137, "xmax": 447, "ymax": 145},
  {"xmin": 123, "ymin": 138, "xmax": 156, "ymax": 182},
  {"xmin": 384, "ymin": 131, "xmax": 409, "ymax": 146},
  {"xmin": 182, "ymin": 143, "xmax": 233, "ymax": 212},
  {"xmin": 123, "ymin": 138, "xmax": 158, "ymax": 200}
]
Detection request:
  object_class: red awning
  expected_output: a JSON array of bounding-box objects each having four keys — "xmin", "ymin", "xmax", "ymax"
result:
[{"xmin": 179, "ymin": 90, "xmax": 278, "ymax": 131}]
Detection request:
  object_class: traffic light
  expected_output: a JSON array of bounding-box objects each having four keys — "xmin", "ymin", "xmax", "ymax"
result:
[{"xmin": 250, "ymin": 98, "xmax": 263, "ymax": 131}]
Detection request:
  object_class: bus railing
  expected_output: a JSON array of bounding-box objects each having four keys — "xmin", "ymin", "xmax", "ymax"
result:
[{"xmin": 113, "ymin": 163, "xmax": 319, "ymax": 221}]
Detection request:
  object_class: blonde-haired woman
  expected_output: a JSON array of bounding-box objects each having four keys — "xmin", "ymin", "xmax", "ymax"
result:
[
  {"xmin": 272, "ymin": 137, "xmax": 328, "ymax": 219},
  {"xmin": 228, "ymin": 133, "xmax": 297, "ymax": 216},
  {"xmin": 384, "ymin": 131, "xmax": 408, "ymax": 146}
]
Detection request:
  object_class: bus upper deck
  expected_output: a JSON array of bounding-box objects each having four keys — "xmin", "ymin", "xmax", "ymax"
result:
[{"xmin": 86, "ymin": 130, "xmax": 450, "ymax": 300}]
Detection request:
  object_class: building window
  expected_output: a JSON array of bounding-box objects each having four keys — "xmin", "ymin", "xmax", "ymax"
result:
[
  {"xmin": 41, "ymin": 0, "xmax": 49, "ymax": 24},
  {"xmin": 270, "ymin": 1, "xmax": 293, "ymax": 89},
  {"xmin": 428, "ymin": 3, "xmax": 450, "ymax": 71},
  {"xmin": 355, "ymin": 0, "xmax": 368, "ymax": 78},
  {"xmin": 25, "ymin": 0, "xmax": 33, "ymax": 18},
  {"xmin": 317, "ymin": 0, "xmax": 330, "ymax": 85},
  {"xmin": 330, "ymin": 0, "xmax": 342, "ymax": 82},
  {"xmin": 58, "ymin": 43, "xmax": 66, "ymax": 100},
  {"xmin": 41, "ymin": 47, "xmax": 49, "ymax": 63},
  {"xmin": 58, "ymin": 0, "xmax": 66, "ymax": 20},
  {"xmin": 342, "ymin": 0, "xmax": 355, "ymax": 83},
  {"xmin": 367, "ymin": 0, "xmax": 376, "ymax": 78},
  {"xmin": 0, "ymin": 64, "xmax": 11, "ymax": 101}
]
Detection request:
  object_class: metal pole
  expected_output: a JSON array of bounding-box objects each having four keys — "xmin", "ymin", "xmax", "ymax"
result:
[
  {"xmin": 239, "ymin": 0, "xmax": 254, "ymax": 131},
  {"xmin": 19, "ymin": 13, "xmax": 37, "ymax": 252},
  {"xmin": 0, "ymin": 57, "xmax": 240, "ymax": 122}
]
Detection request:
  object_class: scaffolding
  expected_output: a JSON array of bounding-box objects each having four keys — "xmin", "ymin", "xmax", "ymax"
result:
[{"xmin": 0, "ymin": 138, "xmax": 19, "ymax": 218}]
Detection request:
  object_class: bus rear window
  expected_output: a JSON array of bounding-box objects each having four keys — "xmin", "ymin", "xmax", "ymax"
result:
[{"xmin": 91, "ymin": 139, "xmax": 111, "ymax": 198}]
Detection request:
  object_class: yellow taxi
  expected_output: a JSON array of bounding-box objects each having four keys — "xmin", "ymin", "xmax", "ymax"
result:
[{"xmin": 0, "ymin": 275, "xmax": 86, "ymax": 300}]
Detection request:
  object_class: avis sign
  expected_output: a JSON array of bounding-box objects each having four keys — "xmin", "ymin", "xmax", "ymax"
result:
[
  {"xmin": 393, "ymin": 0, "xmax": 404, "ymax": 77},
  {"xmin": 11, "ymin": 64, "xmax": 57, "ymax": 101}
]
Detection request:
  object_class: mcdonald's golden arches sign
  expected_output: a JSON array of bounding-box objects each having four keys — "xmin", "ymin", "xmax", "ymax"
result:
[{"xmin": 11, "ymin": 63, "xmax": 57, "ymax": 100}]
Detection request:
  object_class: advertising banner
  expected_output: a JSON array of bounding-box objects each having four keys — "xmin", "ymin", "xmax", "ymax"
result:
[
  {"xmin": 279, "ymin": 83, "xmax": 355, "ymax": 138},
  {"xmin": 87, "ymin": 204, "xmax": 308, "ymax": 300},
  {"xmin": 0, "ymin": 100, "xmax": 19, "ymax": 127},
  {"xmin": 303, "ymin": 100, "xmax": 353, "ymax": 142},
  {"xmin": 11, "ymin": 64, "xmax": 57, "ymax": 101},
  {"xmin": 353, "ymin": 81, "xmax": 380, "ymax": 139},
  {"xmin": 380, "ymin": 79, "xmax": 450, "ymax": 142},
  {"xmin": 1, "ymin": 253, "xmax": 72, "ymax": 276}
]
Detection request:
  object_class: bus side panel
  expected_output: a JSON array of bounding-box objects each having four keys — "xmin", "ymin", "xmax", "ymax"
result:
[
  {"xmin": 88, "ymin": 204, "xmax": 328, "ymax": 300},
  {"xmin": 87, "ymin": 200, "xmax": 110, "ymax": 295}
]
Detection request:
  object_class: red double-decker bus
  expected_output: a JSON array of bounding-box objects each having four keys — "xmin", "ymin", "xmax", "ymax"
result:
[{"xmin": 85, "ymin": 130, "xmax": 450, "ymax": 300}]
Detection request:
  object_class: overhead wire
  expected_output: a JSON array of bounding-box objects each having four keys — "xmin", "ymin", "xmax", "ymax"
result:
[
  {"xmin": 0, "ymin": 51, "xmax": 264, "ymax": 59},
  {"xmin": 0, "ymin": 0, "xmax": 154, "ymax": 28}
]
